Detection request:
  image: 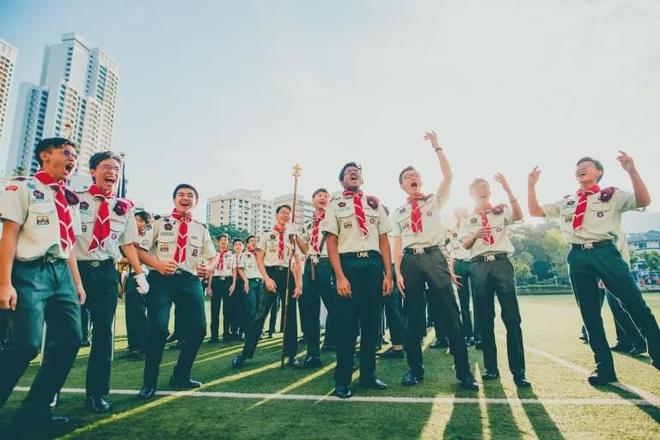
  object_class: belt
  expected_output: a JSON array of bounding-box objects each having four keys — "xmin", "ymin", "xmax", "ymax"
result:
[
  {"xmin": 173, "ymin": 269, "xmax": 195, "ymax": 277},
  {"xmin": 248, "ymin": 277, "xmax": 262, "ymax": 282},
  {"xmin": 214, "ymin": 275, "xmax": 230, "ymax": 280},
  {"xmin": 267, "ymin": 266, "xmax": 288, "ymax": 272},
  {"xmin": 340, "ymin": 250, "xmax": 380, "ymax": 259},
  {"xmin": 571, "ymin": 240, "xmax": 613, "ymax": 251},
  {"xmin": 307, "ymin": 256, "xmax": 329, "ymax": 264},
  {"xmin": 78, "ymin": 259, "xmax": 114, "ymax": 269},
  {"xmin": 403, "ymin": 246, "xmax": 440, "ymax": 255},
  {"xmin": 18, "ymin": 254, "xmax": 65, "ymax": 266},
  {"xmin": 471, "ymin": 253, "xmax": 508, "ymax": 263}
]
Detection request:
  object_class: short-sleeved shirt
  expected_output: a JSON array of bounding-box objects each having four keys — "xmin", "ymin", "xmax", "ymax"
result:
[
  {"xmin": 541, "ymin": 189, "xmax": 638, "ymax": 245},
  {"xmin": 0, "ymin": 177, "xmax": 81, "ymax": 261},
  {"xmin": 75, "ymin": 191, "xmax": 140, "ymax": 262},
  {"xmin": 301, "ymin": 216, "xmax": 329, "ymax": 258},
  {"xmin": 390, "ymin": 194, "xmax": 446, "ymax": 250},
  {"xmin": 446, "ymin": 222, "xmax": 471, "ymax": 261},
  {"xmin": 258, "ymin": 228, "xmax": 298, "ymax": 268},
  {"xmin": 213, "ymin": 249, "xmax": 235, "ymax": 277},
  {"xmin": 140, "ymin": 215, "xmax": 216, "ymax": 275},
  {"xmin": 321, "ymin": 193, "xmax": 392, "ymax": 253},
  {"xmin": 464, "ymin": 204, "xmax": 516, "ymax": 257},
  {"xmin": 238, "ymin": 250, "xmax": 262, "ymax": 279}
]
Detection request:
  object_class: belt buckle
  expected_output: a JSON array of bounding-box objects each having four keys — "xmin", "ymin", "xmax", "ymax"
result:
[
  {"xmin": 46, "ymin": 256, "xmax": 57, "ymax": 264},
  {"xmin": 485, "ymin": 254, "xmax": 496, "ymax": 262},
  {"xmin": 175, "ymin": 269, "xmax": 183, "ymax": 275},
  {"xmin": 583, "ymin": 242, "xmax": 594, "ymax": 250},
  {"xmin": 412, "ymin": 248, "xmax": 425, "ymax": 255},
  {"xmin": 91, "ymin": 261, "xmax": 101, "ymax": 268},
  {"xmin": 357, "ymin": 251, "xmax": 369, "ymax": 258},
  {"xmin": 310, "ymin": 255, "xmax": 319, "ymax": 265}
]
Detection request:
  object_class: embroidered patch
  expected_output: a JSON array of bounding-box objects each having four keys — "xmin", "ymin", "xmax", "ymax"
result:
[
  {"xmin": 4, "ymin": 185, "xmax": 18, "ymax": 191},
  {"xmin": 270, "ymin": 234, "xmax": 276, "ymax": 239},
  {"xmin": 398, "ymin": 207, "xmax": 406, "ymax": 214},
  {"xmin": 32, "ymin": 190, "xmax": 44, "ymax": 200},
  {"xmin": 36, "ymin": 216, "xmax": 49, "ymax": 225},
  {"xmin": 80, "ymin": 201, "xmax": 90, "ymax": 211},
  {"xmin": 343, "ymin": 221, "xmax": 353, "ymax": 229},
  {"xmin": 564, "ymin": 215, "xmax": 573, "ymax": 223},
  {"xmin": 192, "ymin": 248, "xmax": 199, "ymax": 257},
  {"xmin": 496, "ymin": 227, "xmax": 503, "ymax": 232},
  {"xmin": 82, "ymin": 224, "xmax": 88, "ymax": 232},
  {"xmin": 471, "ymin": 218, "xmax": 478, "ymax": 224},
  {"xmin": 141, "ymin": 239, "xmax": 150, "ymax": 246},
  {"xmin": 567, "ymin": 200, "xmax": 576, "ymax": 206},
  {"xmin": 111, "ymin": 233, "xmax": 118, "ymax": 240},
  {"xmin": 164, "ymin": 223, "xmax": 173, "ymax": 231},
  {"xmin": 160, "ymin": 244, "xmax": 170, "ymax": 252},
  {"xmin": 27, "ymin": 181, "xmax": 36, "ymax": 190},
  {"xmin": 338, "ymin": 202, "xmax": 346, "ymax": 208}
]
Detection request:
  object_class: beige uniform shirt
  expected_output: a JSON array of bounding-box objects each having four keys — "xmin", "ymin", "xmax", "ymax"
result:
[
  {"xmin": 258, "ymin": 228, "xmax": 298, "ymax": 268},
  {"xmin": 75, "ymin": 191, "xmax": 140, "ymax": 261},
  {"xmin": 541, "ymin": 189, "xmax": 637, "ymax": 245},
  {"xmin": 0, "ymin": 177, "xmax": 81, "ymax": 261},
  {"xmin": 446, "ymin": 222, "xmax": 471, "ymax": 261},
  {"xmin": 140, "ymin": 215, "xmax": 216, "ymax": 275},
  {"xmin": 464, "ymin": 204, "xmax": 516, "ymax": 258},
  {"xmin": 213, "ymin": 249, "xmax": 235, "ymax": 277},
  {"xmin": 321, "ymin": 193, "xmax": 392, "ymax": 253},
  {"xmin": 301, "ymin": 216, "xmax": 329, "ymax": 258},
  {"xmin": 239, "ymin": 251, "xmax": 262, "ymax": 279},
  {"xmin": 390, "ymin": 194, "xmax": 446, "ymax": 250}
]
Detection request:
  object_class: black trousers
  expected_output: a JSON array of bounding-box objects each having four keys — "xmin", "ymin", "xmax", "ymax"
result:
[
  {"xmin": 301, "ymin": 259, "xmax": 336, "ymax": 358},
  {"xmin": 606, "ymin": 290, "xmax": 645, "ymax": 348},
  {"xmin": 568, "ymin": 243, "xmax": 659, "ymax": 374},
  {"xmin": 381, "ymin": 270, "xmax": 404, "ymax": 345},
  {"xmin": 242, "ymin": 266, "xmax": 298, "ymax": 358},
  {"xmin": 334, "ymin": 254, "xmax": 384, "ymax": 386},
  {"xmin": 125, "ymin": 275, "xmax": 149, "ymax": 353},
  {"xmin": 454, "ymin": 259, "xmax": 480, "ymax": 340},
  {"xmin": 78, "ymin": 260, "xmax": 119, "ymax": 397},
  {"xmin": 472, "ymin": 256, "xmax": 526, "ymax": 377},
  {"xmin": 209, "ymin": 276, "xmax": 233, "ymax": 340},
  {"xmin": 401, "ymin": 250, "xmax": 470, "ymax": 378}
]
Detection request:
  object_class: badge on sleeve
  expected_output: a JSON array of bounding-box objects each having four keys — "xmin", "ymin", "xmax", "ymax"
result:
[
  {"xmin": 80, "ymin": 201, "xmax": 90, "ymax": 211},
  {"xmin": 192, "ymin": 248, "xmax": 199, "ymax": 257},
  {"xmin": 4, "ymin": 185, "xmax": 18, "ymax": 192},
  {"xmin": 164, "ymin": 223, "xmax": 173, "ymax": 231},
  {"xmin": 32, "ymin": 190, "xmax": 44, "ymax": 200},
  {"xmin": 338, "ymin": 202, "xmax": 346, "ymax": 208}
]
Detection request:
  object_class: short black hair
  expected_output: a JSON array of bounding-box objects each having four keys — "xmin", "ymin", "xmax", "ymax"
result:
[
  {"xmin": 90, "ymin": 151, "xmax": 121, "ymax": 170},
  {"xmin": 312, "ymin": 188, "xmax": 328, "ymax": 199},
  {"xmin": 398, "ymin": 166, "xmax": 415, "ymax": 184},
  {"xmin": 469, "ymin": 178, "xmax": 489, "ymax": 193},
  {"xmin": 276, "ymin": 204, "xmax": 292, "ymax": 214},
  {"xmin": 576, "ymin": 157, "xmax": 605, "ymax": 182},
  {"xmin": 217, "ymin": 234, "xmax": 229, "ymax": 240},
  {"xmin": 246, "ymin": 235, "xmax": 256, "ymax": 243},
  {"xmin": 134, "ymin": 211, "xmax": 152, "ymax": 224},
  {"xmin": 338, "ymin": 162, "xmax": 361, "ymax": 181},
  {"xmin": 172, "ymin": 183, "xmax": 199, "ymax": 200},
  {"xmin": 34, "ymin": 137, "xmax": 77, "ymax": 167},
  {"xmin": 232, "ymin": 238, "xmax": 244, "ymax": 245}
]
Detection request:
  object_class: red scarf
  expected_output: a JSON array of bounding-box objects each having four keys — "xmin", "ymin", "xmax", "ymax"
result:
[
  {"xmin": 407, "ymin": 193, "xmax": 429, "ymax": 234},
  {"xmin": 572, "ymin": 184, "xmax": 601, "ymax": 231},
  {"xmin": 311, "ymin": 210, "xmax": 326, "ymax": 253},
  {"xmin": 343, "ymin": 190, "xmax": 368, "ymax": 236},
  {"xmin": 171, "ymin": 209, "xmax": 192, "ymax": 264},
  {"xmin": 248, "ymin": 248, "xmax": 257, "ymax": 257},
  {"xmin": 273, "ymin": 224, "xmax": 286, "ymax": 260},
  {"xmin": 217, "ymin": 249, "xmax": 228, "ymax": 270},
  {"xmin": 87, "ymin": 184, "xmax": 112, "ymax": 252},
  {"xmin": 475, "ymin": 205, "xmax": 495, "ymax": 246},
  {"xmin": 35, "ymin": 171, "xmax": 76, "ymax": 251}
]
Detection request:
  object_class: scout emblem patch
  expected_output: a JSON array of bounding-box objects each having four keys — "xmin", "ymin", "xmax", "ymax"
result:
[
  {"xmin": 32, "ymin": 190, "xmax": 44, "ymax": 200},
  {"xmin": 36, "ymin": 216, "xmax": 49, "ymax": 225}
]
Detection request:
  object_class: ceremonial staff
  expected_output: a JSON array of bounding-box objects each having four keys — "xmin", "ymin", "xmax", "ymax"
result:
[{"xmin": 281, "ymin": 163, "xmax": 301, "ymax": 368}]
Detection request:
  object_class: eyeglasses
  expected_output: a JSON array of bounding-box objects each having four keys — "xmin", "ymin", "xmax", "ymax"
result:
[
  {"xmin": 98, "ymin": 164, "xmax": 120, "ymax": 172},
  {"xmin": 60, "ymin": 149, "xmax": 78, "ymax": 160}
]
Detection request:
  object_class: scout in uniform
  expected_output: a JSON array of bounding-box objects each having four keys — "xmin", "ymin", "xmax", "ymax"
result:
[
  {"xmin": 237, "ymin": 235, "xmax": 262, "ymax": 332},
  {"xmin": 75, "ymin": 151, "xmax": 149, "ymax": 413},
  {"xmin": 446, "ymin": 206, "xmax": 480, "ymax": 347},
  {"xmin": 322, "ymin": 162, "xmax": 393, "ymax": 399},
  {"xmin": 0, "ymin": 138, "xmax": 86, "ymax": 432},
  {"xmin": 391, "ymin": 131, "xmax": 478, "ymax": 390},
  {"xmin": 463, "ymin": 174, "xmax": 531, "ymax": 387},
  {"xmin": 231, "ymin": 205, "xmax": 303, "ymax": 368},
  {"xmin": 208, "ymin": 234, "xmax": 235, "ymax": 343},
  {"xmin": 528, "ymin": 153, "xmax": 659, "ymax": 384},
  {"xmin": 229, "ymin": 238, "xmax": 246, "ymax": 339},
  {"xmin": 123, "ymin": 210, "xmax": 153, "ymax": 360},
  {"xmin": 136, "ymin": 184, "xmax": 216, "ymax": 400},
  {"xmin": 294, "ymin": 188, "xmax": 337, "ymax": 368}
]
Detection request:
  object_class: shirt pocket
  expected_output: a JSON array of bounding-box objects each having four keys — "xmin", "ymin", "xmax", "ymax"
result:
[
  {"xmin": 335, "ymin": 209, "xmax": 355, "ymax": 232},
  {"xmin": 156, "ymin": 233, "xmax": 176, "ymax": 258},
  {"xmin": 28, "ymin": 203, "xmax": 56, "ymax": 228}
]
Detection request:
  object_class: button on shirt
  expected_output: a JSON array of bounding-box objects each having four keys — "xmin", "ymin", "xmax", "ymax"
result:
[
  {"xmin": 390, "ymin": 194, "xmax": 446, "ymax": 250},
  {"xmin": 321, "ymin": 194, "xmax": 392, "ymax": 254},
  {"xmin": 0, "ymin": 177, "xmax": 81, "ymax": 261},
  {"xmin": 464, "ymin": 205, "xmax": 517, "ymax": 257},
  {"xmin": 239, "ymin": 251, "xmax": 262, "ymax": 279},
  {"xmin": 75, "ymin": 191, "xmax": 140, "ymax": 262}
]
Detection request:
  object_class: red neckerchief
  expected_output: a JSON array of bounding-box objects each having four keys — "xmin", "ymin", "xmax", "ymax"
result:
[
  {"xmin": 34, "ymin": 171, "xmax": 76, "ymax": 251},
  {"xmin": 87, "ymin": 184, "xmax": 113, "ymax": 252},
  {"xmin": 311, "ymin": 210, "xmax": 326, "ymax": 253},
  {"xmin": 573, "ymin": 184, "xmax": 601, "ymax": 231},
  {"xmin": 273, "ymin": 224, "xmax": 286, "ymax": 260},
  {"xmin": 343, "ymin": 190, "xmax": 368, "ymax": 236},
  {"xmin": 171, "ymin": 209, "xmax": 192, "ymax": 264},
  {"xmin": 407, "ymin": 193, "xmax": 430, "ymax": 234},
  {"xmin": 475, "ymin": 205, "xmax": 495, "ymax": 245}
]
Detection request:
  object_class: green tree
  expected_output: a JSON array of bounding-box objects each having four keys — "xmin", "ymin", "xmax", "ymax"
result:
[
  {"xmin": 642, "ymin": 251, "xmax": 660, "ymax": 271},
  {"xmin": 208, "ymin": 224, "xmax": 250, "ymax": 244}
]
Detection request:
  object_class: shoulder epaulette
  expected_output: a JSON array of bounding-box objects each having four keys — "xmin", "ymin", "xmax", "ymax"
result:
[
  {"xmin": 366, "ymin": 195, "xmax": 380, "ymax": 209},
  {"xmin": 599, "ymin": 187, "xmax": 617, "ymax": 202}
]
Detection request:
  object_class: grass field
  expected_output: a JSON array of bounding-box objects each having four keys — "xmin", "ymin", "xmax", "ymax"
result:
[{"xmin": 1, "ymin": 293, "xmax": 659, "ymax": 439}]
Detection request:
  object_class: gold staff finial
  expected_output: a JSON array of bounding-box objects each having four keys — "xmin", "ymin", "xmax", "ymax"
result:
[{"xmin": 293, "ymin": 163, "xmax": 302, "ymax": 178}]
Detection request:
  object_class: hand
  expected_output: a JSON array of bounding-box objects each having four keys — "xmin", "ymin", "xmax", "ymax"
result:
[
  {"xmin": 76, "ymin": 283, "xmax": 86, "ymax": 305},
  {"xmin": 293, "ymin": 284, "xmax": 302, "ymax": 299},
  {"xmin": 382, "ymin": 275, "xmax": 393, "ymax": 297},
  {"xmin": 206, "ymin": 286, "xmax": 213, "ymax": 298},
  {"xmin": 265, "ymin": 277, "xmax": 277, "ymax": 293},
  {"xmin": 494, "ymin": 172, "xmax": 511, "ymax": 192},
  {"xmin": 135, "ymin": 273, "xmax": 150, "ymax": 294},
  {"xmin": 157, "ymin": 261, "xmax": 177, "ymax": 275},
  {"xmin": 474, "ymin": 226, "xmax": 492, "ymax": 240},
  {"xmin": 528, "ymin": 166, "xmax": 541, "ymax": 187},
  {"xmin": 396, "ymin": 274, "xmax": 405, "ymax": 297},
  {"xmin": 195, "ymin": 264, "xmax": 208, "ymax": 278},
  {"xmin": 0, "ymin": 284, "xmax": 17, "ymax": 311},
  {"xmin": 616, "ymin": 150, "xmax": 636, "ymax": 174},
  {"xmin": 452, "ymin": 273, "xmax": 463, "ymax": 288},
  {"xmin": 229, "ymin": 283, "xmax": 236, "ymax": 295},
  {"xmin": 336, "ymin": 275, "xmax": 352, "ymax": 298},
  {"xmin": 423, "ymin": 130, "xmax": 441, "ymax": 150},
  {"xmin": 244, "ymin": 281, "xmax": 250, "ymax": 294}
]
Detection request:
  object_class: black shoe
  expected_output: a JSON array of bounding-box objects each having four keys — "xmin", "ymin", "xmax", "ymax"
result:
[
  {"xmin": 333, "ymin": 384, "xmax": 352, "ymax": 399},
  {"xmin": 610, "ymin": 343, "xmax": 632, "ymax": 353},
  {"xmin": 513, "ymin": 376, "xmax": 532, "ymax": 388},
  {"xmin": 86, "ymin": 395, "xmax": 111, "ymax": 413},
  {"xmin": 587, "ymin": 370, "xmax": 617, "ymax": 386},
  {"xmin": 481, "ymin": 370, "xmax": 500, "ymax": 380},
  {"xmin": 169, "ymin": 377, "xmax": 202, "ymax": 389},
  {"xmin": 377, "ymin": 347, "xmax": 405, "ymax": 359},
  {"xmin": 231, "ymin": 354, "xmax": 247, "ymax": 368},
  {"xmin": 359, "ymin": 377, "xmax": 388, "ymax": 390},
  {"xmin": 296, "ymin": 356, "xmax": 323, "ymax": 369},
  {"xmin": 430, "ymin": 339, "xmax": 449, "ymax": 349},
  {"xmin": 459, "ymin": 375, "xmax": 479, "ymax": 390},
  {"xmin": 629, "ymin": 345, "xmax": 647, "ymax": 357},
  {"xmin": 137, "ymin": 386, "xmax": 156, "ymax": 400},
  {"xmin": 287, "ymin": 357, "xmax": 303, "ymax": 368},
  {"xmin": 401, "ymin": 370, "xmax": 424, "ymax": 386}
]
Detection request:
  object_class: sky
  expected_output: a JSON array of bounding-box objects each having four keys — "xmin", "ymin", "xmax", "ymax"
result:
[{"xmin": 1, "ymin": 0, "xmax": 658, "ymax": 221}]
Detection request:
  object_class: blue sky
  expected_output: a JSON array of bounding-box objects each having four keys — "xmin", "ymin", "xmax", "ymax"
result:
[{"xmin": 1, "ymin": 0, "xmax": 659, "ymax": 219}]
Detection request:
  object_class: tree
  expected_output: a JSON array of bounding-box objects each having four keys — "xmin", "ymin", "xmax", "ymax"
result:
[
  {"xmin": 642, "ymin": 251, "xmax": 660, "ymax": 272},
  {"xmin": 208, "ymin": 224, "xmax": 250, "ymax": 243}
]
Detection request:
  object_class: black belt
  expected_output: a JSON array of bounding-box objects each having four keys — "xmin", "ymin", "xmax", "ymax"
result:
[
  {"xmin": 173, "ymin": 269, "xmax": 195, "ymax": 277},
  {"xmin": 471, "ymin": 253, "xmax": 508, "ymax": 263},
  {"xmin": 340, "ymin": 250, "xmax": 380, "ymax": 259},
  {"xmin": 18, "ymin": 255, "xmax": 65, "ymax": 266},
  {"xmin": 267, "ymin": 266, "xmax": 288, "ymax": 272},
  {"xmin": 248, "ymin": 277, "xmax": 262, "ymax": 281},
  {"xmin": 306, "ymin": 256, "xmax": 329, "ymax": 264},
  {"xmin": 214, "ymin": 275, "xmax": 230, "ymax": 280},
  {"xmin": 571, "ymin": 240, "xmax": 613, "ymax": 251},
  {"xmin": 78, "ymin": 259, "xmax": 114, "ymax": 269},
  {"xmin": 403, "ymin": 246, "xmax": 440, "ymax": 255}
]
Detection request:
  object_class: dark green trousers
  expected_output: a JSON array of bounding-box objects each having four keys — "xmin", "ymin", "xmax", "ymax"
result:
[
  {"xmin": 0, "ymin": 258, "xmax": 81, "ymax": 419},
  {"xmin": 568, "ymin": 242, "xmax": 659, "ymax": 374},
  {"xmin": 78, "ymin": 259, "xmax": 119, "ymax": 397},
  {"xmin": 454, "ymin": 258, "xmax": 479, "ymax": 340},
  {"xmin": 143, "ymin": 271, "xmax": 206, "ymax": 388},
  {"xmin": 472, "ymin": 256, "xmax": 526, "ymax": 377},
  {"xmin": 209, "ymin": 276, "xmax": 232, "ymax": 340},
  {"xmin": 334, "ymin": 253, "xmax": 384, "ymax": 386},
  {"xmin": 401, "ymin": 250, "xmax": 470, "ymax": 379},
  {"xmin": 125, "ymin": 275, "xmax": 149, "ymax": 352},
  {"xmin": 301, "ymin": 259, "xmax": 336, "ymax": 358}
]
